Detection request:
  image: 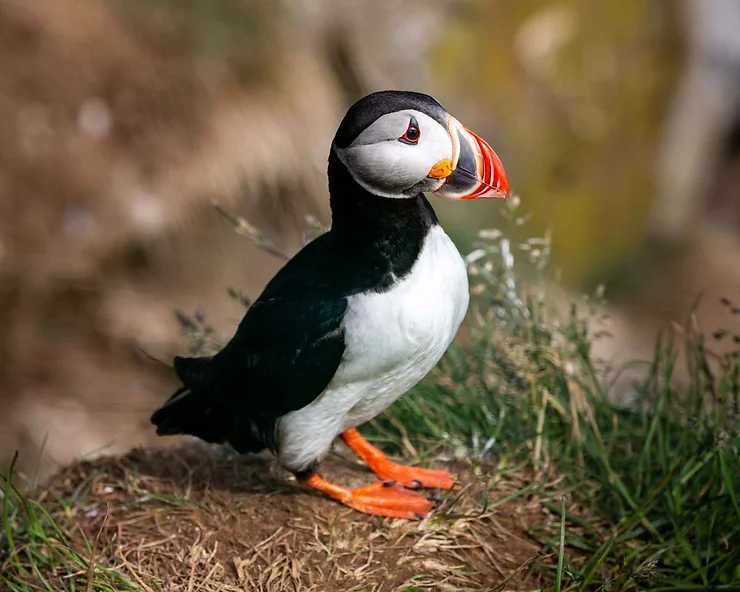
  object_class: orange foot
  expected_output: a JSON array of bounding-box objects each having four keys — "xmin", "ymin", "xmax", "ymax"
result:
[
  {"xmin": 302, "ymin": 474, "xmax": 437, "ymax": 519},
  {"xmin": 340, "ymin": 428, "xmax": 460, "ymax": 490}
]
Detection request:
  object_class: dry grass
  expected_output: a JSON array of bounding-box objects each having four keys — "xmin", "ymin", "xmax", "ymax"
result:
[{"xmin": 4, "ymin": 443, "xmax": 560, "ymax": 591}]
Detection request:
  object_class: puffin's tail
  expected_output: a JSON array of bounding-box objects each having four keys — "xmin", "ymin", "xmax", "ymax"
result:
[
  {"xmin": 150, "ymin": 355, "xmax": 269, "ymax": 453},
  {"xmin": 150, "ymin": 355, "xmax": 226, "ymax": 444}
]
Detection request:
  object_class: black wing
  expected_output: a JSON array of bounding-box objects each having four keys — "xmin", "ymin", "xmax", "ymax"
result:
[
  {"xmin": 200, "ymin": 232, "xmax": 349, "ymax": 417},
  {"xmin": 199, "ymin": 292, "xmax": 348, "ymax": 418},
  {"xmin": 151, "ymin": 215, "xmax": 428, "ymax": 451},
  {"xmin": 151, "ymin": 234, "xmax": 349, "ymax": 450}
]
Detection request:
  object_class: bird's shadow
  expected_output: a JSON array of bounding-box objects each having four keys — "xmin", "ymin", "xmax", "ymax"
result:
[{"xmin": 102, "ymin": 440, "xmax": 374, "ymax": 501}]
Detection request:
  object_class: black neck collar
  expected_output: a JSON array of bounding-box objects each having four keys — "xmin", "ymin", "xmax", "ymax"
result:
[{"xmin": 321, "ymin": 149, "xmax": 440, "ymax": 290}]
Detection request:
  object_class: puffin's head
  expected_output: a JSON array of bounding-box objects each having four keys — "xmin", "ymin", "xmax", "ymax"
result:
[{"xmin": 332, "ymin": 90, "xmax": 509, "ymax": 200}]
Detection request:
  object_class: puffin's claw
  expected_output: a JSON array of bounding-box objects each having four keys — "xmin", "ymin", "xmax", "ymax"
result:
[{"xmin": 340, "ymin": 428, "xmax": 460, "ymax": 490}]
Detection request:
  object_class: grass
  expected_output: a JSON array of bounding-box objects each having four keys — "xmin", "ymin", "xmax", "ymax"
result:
[
  {"xmin": 369, "ymin": 198, "xmax": 740, "ymax": 590},
  {"xmin": 1, "ymin": 454, "xmax": 147, "ymax": 591},
  {"xmin": 2, "ymin": 199, "xmax": 740, "ymax": 590}
]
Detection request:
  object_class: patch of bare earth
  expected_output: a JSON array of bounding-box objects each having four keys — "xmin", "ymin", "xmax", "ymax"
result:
[{"xmin": 39, "ymin": 444, "xmax": 551, "ymax": 591}]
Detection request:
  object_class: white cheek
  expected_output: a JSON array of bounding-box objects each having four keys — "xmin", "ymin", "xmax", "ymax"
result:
[
  {"xmin": 345, "ymin": 141, "xmax": 452, "ymax": 195},
  {"xmin": 345, "ymin": 143, "xmax": 430, "ymax": 190}
]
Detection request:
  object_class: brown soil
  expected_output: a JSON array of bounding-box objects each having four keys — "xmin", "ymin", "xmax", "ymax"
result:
[{"xmin": 36, "ymin": 443, "xmax": 552, "ymax": 591}]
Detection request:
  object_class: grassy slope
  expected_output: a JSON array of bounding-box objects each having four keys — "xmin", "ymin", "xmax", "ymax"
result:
[
  {"xmin": 373, "ymin": 199, "xmax": 740, "ymax": 590},
  {"xmin": 2, "ymin": 201, "xmax": 740, "ymax": 591}
]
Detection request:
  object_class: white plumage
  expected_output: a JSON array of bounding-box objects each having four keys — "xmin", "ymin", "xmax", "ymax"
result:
[{"xmin": 277, "ymin": 225, "xmax": 469, "ymax": 472}]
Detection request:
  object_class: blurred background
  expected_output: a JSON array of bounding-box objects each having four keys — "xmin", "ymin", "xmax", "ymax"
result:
[{"xmin": 2, "ymin": 0, "xmax": 740, "ymax": 484}]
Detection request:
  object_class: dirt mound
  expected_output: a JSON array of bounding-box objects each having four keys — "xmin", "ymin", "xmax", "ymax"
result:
[{"xmin": 28, "ymin": 443, "xmax": 548, "ymax": 591}]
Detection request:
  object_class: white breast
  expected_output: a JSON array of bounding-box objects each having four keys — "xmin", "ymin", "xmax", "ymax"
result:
[{"xmin": 277, "ymin": 225, "xmax": 469, "ymax": 473}]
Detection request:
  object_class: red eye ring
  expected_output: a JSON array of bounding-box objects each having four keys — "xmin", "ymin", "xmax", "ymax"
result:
[{"xmin": 399, "ymin": 117, "xmax": 421, "ymax": 145}]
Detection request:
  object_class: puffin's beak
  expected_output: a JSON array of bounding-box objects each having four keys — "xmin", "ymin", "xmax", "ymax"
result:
[{"xmin": 430, "ymin": 117, "xmax": 509, "ymax": 200}]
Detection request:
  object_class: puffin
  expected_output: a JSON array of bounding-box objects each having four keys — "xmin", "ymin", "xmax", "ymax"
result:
[{"xmin": 151, "ymin": 90, "xmax": 509, "ymax": 519}]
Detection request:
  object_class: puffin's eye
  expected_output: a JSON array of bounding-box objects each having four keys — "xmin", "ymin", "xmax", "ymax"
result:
[{"xmin": 399, "ymin": 117, "xmax": 421, "ymax": 145}]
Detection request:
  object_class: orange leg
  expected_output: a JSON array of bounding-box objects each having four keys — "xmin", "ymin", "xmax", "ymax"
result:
[
  {"xmin": 301, "ymin": 473, "xmax": 436, "ymax": 519},
  {"xmin": 340, "ymin": 428, "xmax": 459, "ymax": 490}
]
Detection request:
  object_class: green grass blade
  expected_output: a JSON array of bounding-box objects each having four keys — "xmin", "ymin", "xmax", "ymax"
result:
[
  {"xmin": 555, "ymin": 496, "xmax": 566, "ymax": 592},
  {"xmin": 719, "ymin": 449, "xmax": 740, "ymax": 524}
]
